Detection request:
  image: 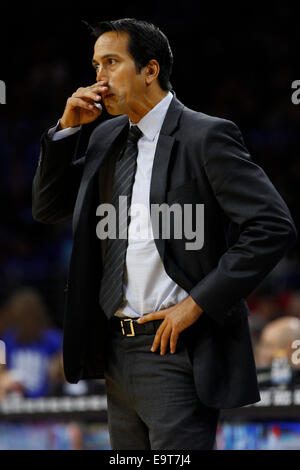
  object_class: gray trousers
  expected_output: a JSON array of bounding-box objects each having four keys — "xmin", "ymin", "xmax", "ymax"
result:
[{"xmin": 103, "ymin": 320, "xmax": 220, "ymax": 450}]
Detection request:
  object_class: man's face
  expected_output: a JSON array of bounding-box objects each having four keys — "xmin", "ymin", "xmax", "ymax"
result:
[{"xmin": 92, "ymin": 31, "xmax": 145, "ymax": 117}]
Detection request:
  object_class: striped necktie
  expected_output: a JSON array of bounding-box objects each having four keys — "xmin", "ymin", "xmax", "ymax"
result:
[{"xmin": 99, "ymin": 125, "xmax": 143, "ymax": 319}]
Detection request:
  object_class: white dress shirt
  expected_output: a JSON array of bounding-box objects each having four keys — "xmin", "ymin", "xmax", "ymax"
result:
[{"xmin": 49, "ymin": 91, "xmax": 189, "ymax": 318}]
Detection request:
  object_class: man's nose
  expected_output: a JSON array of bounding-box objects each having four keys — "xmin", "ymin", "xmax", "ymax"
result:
[{"xmin": 96, "ymin": 67, "xmax": 107, "ymax": 83}]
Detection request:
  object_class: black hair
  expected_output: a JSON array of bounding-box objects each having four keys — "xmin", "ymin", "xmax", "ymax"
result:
[{"xmin": 84, "ymin": 18, "xmax": 173, "ymax": 92}]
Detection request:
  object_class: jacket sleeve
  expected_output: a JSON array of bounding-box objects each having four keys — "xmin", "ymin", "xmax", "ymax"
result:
[
  {"xmin": 32, "ymin": 126, "xmax": 85, "ymax": 224},
  {"xmin": 189, "ymin": 119, "xmax": 297, "ymax": 325}
]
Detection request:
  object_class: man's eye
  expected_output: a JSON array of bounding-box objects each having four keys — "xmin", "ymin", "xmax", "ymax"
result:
[{"xmin": 94, "ymin": 59, "xmax": 116, "ymax": 71}]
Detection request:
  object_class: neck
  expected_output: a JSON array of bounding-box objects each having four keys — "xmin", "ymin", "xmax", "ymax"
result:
[{"xmin": 129, "ymin": 88, "xmax": 169, "ymax": 124}]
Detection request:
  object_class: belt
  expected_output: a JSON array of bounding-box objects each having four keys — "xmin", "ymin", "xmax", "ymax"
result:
[{"xmin": 109, "ymin": 316, "xmax": 163, "ymax": 337}]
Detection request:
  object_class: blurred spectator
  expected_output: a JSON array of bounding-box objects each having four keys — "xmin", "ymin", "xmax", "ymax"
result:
[
  {"xmin": 0, "ymin": 287, "xmax": 62, "ymax": 399},
  {"xmin": 0, "ymin": 305, "xmax": 12, "ymax": 339},
  {"xmin": 0, "ymin": 367, "xmax": 24, "ymax": 401},
  {"xmin": 255, "ymin": 316, "xmax": 300, "ymax": 369},
  {"xmin": 248, "ymin": 295, "xmax": 282, "ymax": 352},
  {"xmin": 248, "ymin": 313, "xmax": 268, "ymax": 354}
]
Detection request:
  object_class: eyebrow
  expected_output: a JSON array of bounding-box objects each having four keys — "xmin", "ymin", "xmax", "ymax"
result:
[{"xmin": 92, "ymin": 54, "xmax": 122, "ymax": 67}]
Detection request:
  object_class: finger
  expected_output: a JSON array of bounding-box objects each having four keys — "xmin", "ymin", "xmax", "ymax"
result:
[
  {"xmin": 74, "ymin": 83, "xmax": 108, "ymax": 95},
  {"xmin": 73, "ymin": 90, "xmax": 105, "ymax": 102},
  {"xmin": 159, "ymin": 324, "xmax": 173, "ymax": 355},
  {"xmin": 137, "ymin": 311, "xmax": 166, "ymax": 324},
  {"xmin": 76, "ymin": 83, "xmax": 107, "ymax": 93},
  {"xmin": 87, "ymin": 91, "xmax": 104, "ymax": 102},
  {"xmin": 90, "ymin": 81, "xmax": 108, "ymax": 89},
  {"xmin": 151, "ymin": 321, "xmax": 167, "ymax": 352},
  {"xmin": 93, "ymin": 84, "xmax": 109, "ymax": 94},
  {"xmin": 170, "ymin": 331, "xmax": 179, "ymax": 354},
  {"xmin": 67, "ymin": 97, "xmax": 100, "ymax": 112}
]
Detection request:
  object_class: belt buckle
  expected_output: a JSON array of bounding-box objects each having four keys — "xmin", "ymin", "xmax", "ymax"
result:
[{"xmin": 120, "ymin": 318, "xmax": 135, "ymax": 337}]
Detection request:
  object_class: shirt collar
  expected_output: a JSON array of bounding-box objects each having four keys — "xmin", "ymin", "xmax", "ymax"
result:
[{"xmin": 129, "ymin": 91, "xmax": 174, "ymax": 141}]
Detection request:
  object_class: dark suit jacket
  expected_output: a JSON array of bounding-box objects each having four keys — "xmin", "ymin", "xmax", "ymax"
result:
[{"xmin": 32, "ymin": 92, "xmax": 297, "ymax": 409}]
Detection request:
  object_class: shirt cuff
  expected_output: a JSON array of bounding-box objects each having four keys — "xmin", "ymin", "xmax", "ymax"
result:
[{"xmin": 48, "ymin": 120, "xmax": 81, "ymax": 141}]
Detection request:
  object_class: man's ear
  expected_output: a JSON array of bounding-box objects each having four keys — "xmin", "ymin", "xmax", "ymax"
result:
[{"xmin": 145, "ymin": 60, "xmax": 160, "ymax": 84}]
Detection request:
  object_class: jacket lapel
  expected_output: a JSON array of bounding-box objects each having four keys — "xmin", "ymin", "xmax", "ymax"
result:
[
  {"xmin": 149, "ymin": 93, "xmax": 185, "ymax": 263},
  {"xmin": 84, "ymin": 117, "xmax": 129, "ymax": 183}
]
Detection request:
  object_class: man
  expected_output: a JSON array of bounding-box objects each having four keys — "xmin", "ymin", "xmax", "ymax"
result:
[
  {"xmin": 256, "ymin": 316, "xmax": 300, "ymax": 368},
  {"xmin": 0, "ymin": 288, "xmax": 63, "ymax": 398},
  {"xmin": 32, "ymin": 18, "xmax": 297, "ymax": 449}
]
